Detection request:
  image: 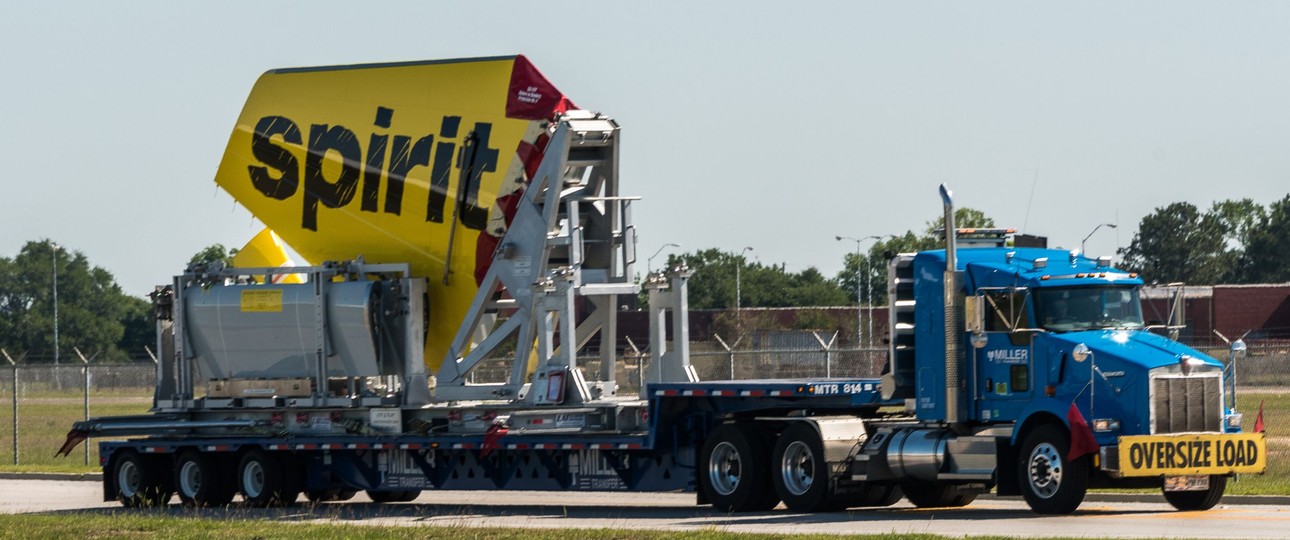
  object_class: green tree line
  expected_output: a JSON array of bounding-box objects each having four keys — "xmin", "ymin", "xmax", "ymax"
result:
[
  {"xmin": 0, "ymin": 241, "xmax": 152, "ymax": 363},
  {"xmin": 1118, "ymin": 195, "xmax": 1290, "ymax": 284}
]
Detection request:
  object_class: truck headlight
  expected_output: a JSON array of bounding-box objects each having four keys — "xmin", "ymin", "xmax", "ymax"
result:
[
  {"xmin": 1092, "ymin": 418, "xmax": 1121, "ymax": 432},
  {"xmin": 1225, "ymin": 413, "xmax": 1242, "ymax": 430}
]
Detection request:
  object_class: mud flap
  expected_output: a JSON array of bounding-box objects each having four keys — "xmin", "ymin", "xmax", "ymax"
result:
[{"xmin": 995, "ymin": 438, "xmax": 1021, "ymax": 496}]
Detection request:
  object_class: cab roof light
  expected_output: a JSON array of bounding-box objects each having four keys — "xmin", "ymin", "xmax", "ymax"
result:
[{"xmin": 1033, "ymin": 257, "xmax": 1048, "ymax": 270}]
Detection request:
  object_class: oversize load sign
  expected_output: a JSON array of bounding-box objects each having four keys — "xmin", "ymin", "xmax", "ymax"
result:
[{"xmin": 1117, "ymin": 433, "xmax": 1266, "ymax": 477}]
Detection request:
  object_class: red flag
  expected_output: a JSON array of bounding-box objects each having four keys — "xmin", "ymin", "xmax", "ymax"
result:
[
  {"xmin": 1254, "ymin": 400, "xmax": 1265, "ymax": 434},
  {"xmin": 481, "ymin": 422, "xmax": 509, "ymax": 458},
  {"xmin": 1067, "ymin": 403, "xmax": 1100, "ymax": 461}
]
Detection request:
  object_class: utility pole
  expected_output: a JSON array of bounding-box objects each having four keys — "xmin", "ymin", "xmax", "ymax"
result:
[
  {"xmin": 735, "ymin": 246, "xmax": 753, "ymax": 317},
  {"xmin": 836, "ymin": 235, "xmax": 890, "ymax": 349},
  {"xmin": 51, "ymin": 242, "xmax": 60, "ymax": 366}
]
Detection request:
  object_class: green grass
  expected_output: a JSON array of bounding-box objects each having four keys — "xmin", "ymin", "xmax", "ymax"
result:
[
  {"xmin": 0, "ymin": 390, "xmax": 151, "ymax": 473},
  {"xmin": 1225, "ymin": 391, "xmax": 1289, "ymax": 495}
]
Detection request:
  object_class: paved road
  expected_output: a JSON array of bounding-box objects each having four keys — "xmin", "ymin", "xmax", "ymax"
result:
[{"xmin": 5, "ymin": 479, "xmax": 1290, "ymax": 538}]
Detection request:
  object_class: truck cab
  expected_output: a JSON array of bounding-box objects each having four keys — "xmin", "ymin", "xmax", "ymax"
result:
[{"xmin": 877, "ymin": 222, "xmax": 1264, "ymax": 513}]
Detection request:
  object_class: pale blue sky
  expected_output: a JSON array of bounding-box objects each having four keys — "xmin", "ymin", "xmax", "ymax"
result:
[{"xmin": 3, "ymin": 2, "xmax": 1288, "ymax": 295}]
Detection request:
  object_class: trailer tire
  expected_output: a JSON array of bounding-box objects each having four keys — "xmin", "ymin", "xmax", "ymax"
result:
[
  {"xmin": 772, "ymin": 422, "xmax": 836, "ymax": 512},
  {"xmin": 367, "ymin": 490, "xmax": 422, "ymax": 503},
  {"xmin": 1163, "ymin": 475, "xmax": 1226, "ymax": 511},
  {"xmin": 113, "ymin": 450, "xmax": 172, "ymax": 508},
  {"xmin": 238, "ymin": 449, "xmax": 293, "ymax": 507},
  {"xmin": 174, "ymin": 450, "xmax": 234, "ymax": 507},
  {"xmin": 699, "ymin": 423, "xmax": 778, "ymax": 512},
  {"xmin": 901, "ymin": 481, "xmax": 977, "ymax": 508},
  {"xmin": 1017, "ymin": 424, "xmax": 1088, "ymax": 515}
]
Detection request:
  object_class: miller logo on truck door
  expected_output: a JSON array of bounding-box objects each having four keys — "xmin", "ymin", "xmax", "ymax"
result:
[{"xmin": 214, "ymin": 55, "xmax": 574, "ymax": 371}]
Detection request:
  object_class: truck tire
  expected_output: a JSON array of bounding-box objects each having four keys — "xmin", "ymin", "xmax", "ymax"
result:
[
  {"xmin": 1163, "ymin": 475, "xmax": 1226, "ymax": 511},
  {"xmin": 900, "ymin": 481, "xmax": 976, "ymax": 508},
  {"xmin": 1017, "ymin": 424, "xmax": 1088, "ymax": 514},
  {"xmin": 699, "ymin": 423, "xmax": 778, "ymax": 512},
  {"xmin": 237, "ymin": 449, "xmax": 293, "ymax": 507},
  {"xmin": 174, "ymin": 450, "xmax": 234, "ymax": 507},
  {"xmin": 113, "ymin": 450, "xmax": 172, "ymax": 508},
  {"xmin": 367, "ymin": 490, "xmax": 422, "ymax": 503},
  {"xmin": 772, "ymin": 422, "xmax": 835, "ymax": 512}
]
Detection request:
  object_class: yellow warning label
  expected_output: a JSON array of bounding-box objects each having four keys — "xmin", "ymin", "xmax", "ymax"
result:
[
  {"xmin": 240, "ymin": 289, "xmax": 283, "ymax": 312},
  {"xmin": 1117, "ymin": 433, "xmax": 1266, "ymax": 477}
]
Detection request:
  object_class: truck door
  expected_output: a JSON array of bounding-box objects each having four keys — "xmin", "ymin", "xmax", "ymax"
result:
[{"xmin": 972, "ymin": 290, "xmax": 1033, "ymax": 422}]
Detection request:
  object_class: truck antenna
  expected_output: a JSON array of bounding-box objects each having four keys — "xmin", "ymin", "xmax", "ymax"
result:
[{"xmin": 1021, "ymin": 170, "xmax": 1038, "ymax": 233}]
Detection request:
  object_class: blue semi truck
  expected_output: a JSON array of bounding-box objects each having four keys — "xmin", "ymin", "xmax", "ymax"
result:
[{"xmin": 61, "ymin": 59, "xmax": 1264, "ymax": 515}]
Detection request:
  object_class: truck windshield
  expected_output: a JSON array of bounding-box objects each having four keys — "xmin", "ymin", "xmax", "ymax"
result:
[{"xmin": 1034, "ymin": 286, "xmax": 1144, "ymax": 332}]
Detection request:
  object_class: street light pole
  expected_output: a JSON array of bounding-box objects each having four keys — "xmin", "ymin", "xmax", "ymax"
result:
[
  {"xmin": 647, "ymin": 243, "xmax": 680, "ymax": 275},
  {"xmin": 51, "ymin": 242, "xmax": 60, "ymax": 366},
  {"xmin": 836, "ymin": 235, "xmax": 889, "ymax": 350},
  {"xmin": 735, "ymin": 246, "xmax": 753, "ymax": 314},
  {"xmin": 1081, "ymin": 223, "xmax": 1117, "ymax": 254}
]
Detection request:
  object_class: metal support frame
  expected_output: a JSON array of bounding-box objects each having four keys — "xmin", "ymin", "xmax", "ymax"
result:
[
  {"xmin": 435, "ymin": 112, "xmax": 642, "ymax": 405},
  {"xmin": 643, "ymin": 267, "xmax": 698, "ymax": 397}
]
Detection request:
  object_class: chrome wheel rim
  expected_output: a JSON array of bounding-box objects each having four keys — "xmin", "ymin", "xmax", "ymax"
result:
[
  {"xmin": 1027, "ymin": 442, "xmax": 1063, "ymax": 499},
  {"xmin": 179, "ymin": 460, "xmax": 203, "ymax": 497},
  {"xmin": 708, "ymin": 441, "xmax": 742, "ymax": 496},
  {"xmin": 242, "ymin": 459, "xmax": 265, "ymax": 499},
  {"xmin": 117, "ymin": 459, "xmax": 141, "ymax": 499},
  {"xmin": 779, "ymin": 441, "xmax": 814, "ymax": 496}
]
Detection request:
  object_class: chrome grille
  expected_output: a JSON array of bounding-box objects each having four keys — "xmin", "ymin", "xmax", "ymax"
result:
[{"xmin": 1151, "ymin": 374, "xmax": 1222, "ymax": 433}]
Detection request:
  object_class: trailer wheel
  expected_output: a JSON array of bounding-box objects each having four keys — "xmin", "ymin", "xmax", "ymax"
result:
[
  {"xmin": 238, "ymin": 449, "xmax": 293, "ymax": 507},
  {"xmin": 1163, "ymin": 475, "xmax": 1226, "ymax": 511},
  {"xmin": 1017, "ymin": 424, "xmax": 1088, "ymax": 514},
  {"xmin": 901, "ymin": 481, "xmax": 976, "ymax": 508},
  {"xmin": 367, "ymin": 490, "xmax": 422, "ymax": 503},
  {"xmin": 771, "ymin": 422, "xmax": 837, "ymax": 512},
  {"xmin": 174, "ymin": 450, "xmax": 234, "ymax": 507},
  {"xmin": 699, "ymin": 423, "xmax": 778, "ymax": 512},
  {"xmin": 113, "ymin": 450, "xmax": 172, "ymax": 508}
]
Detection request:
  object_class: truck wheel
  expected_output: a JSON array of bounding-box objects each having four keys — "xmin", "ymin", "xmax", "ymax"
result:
[
  {"xmin": 113, "ymin": 450, "xmax": 172, "ymax": 508},
  {"xmin": 174, "ymin": 450, "xmax": 234, "ymax": 507},
  {"xmin": 699, "ymin": 423, "xmax": 778, "ymax": 512},
  {"xmin": 901, "ymin": 481, "xmax": 976, "ymax": 508},
  {"xmin": 1163, "ymin": 476, "xmax": 1226, "ymax": 511},
  {"xmin": 238, "ymin": 449, "xmax": 291, "ymax": 507},
  {"xmin": 367, "ymin": 490, "xmax": 422, "ymax": 503},
  {"xmin": 1017, "ymin": 424, "xmax": 1088, "ymax": 514},
  {"xmin": 772, "ymin": 422, "xmax": 835, "ymax": 512}
]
